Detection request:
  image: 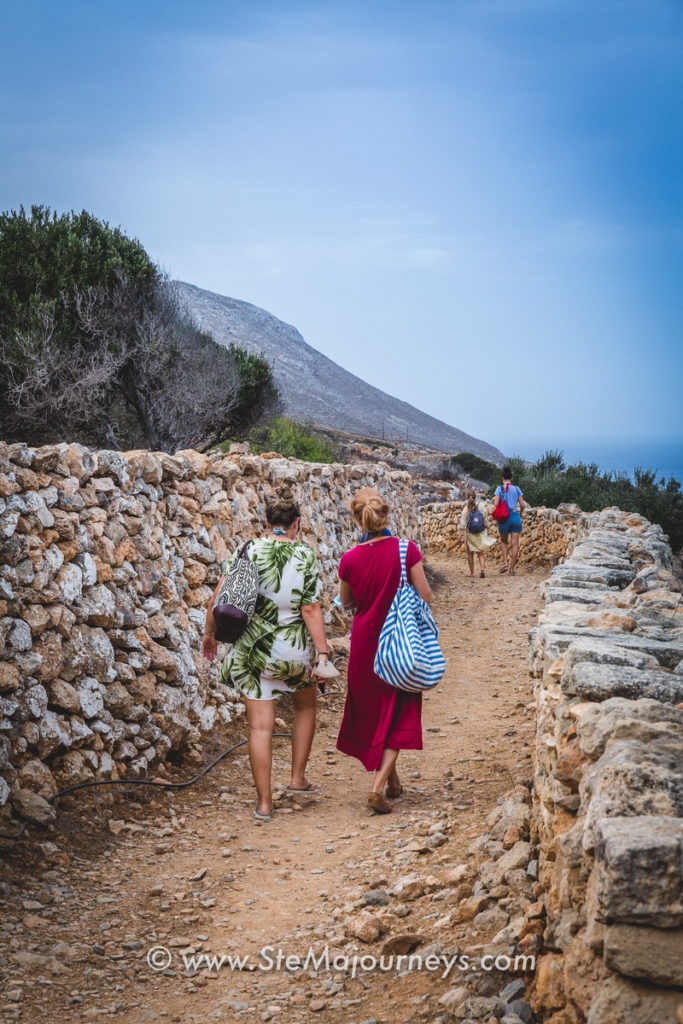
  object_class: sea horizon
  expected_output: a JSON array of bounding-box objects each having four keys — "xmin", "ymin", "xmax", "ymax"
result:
[{"xmin": 505, "ymin": 439, "xmax": 683, "ymax": 484}]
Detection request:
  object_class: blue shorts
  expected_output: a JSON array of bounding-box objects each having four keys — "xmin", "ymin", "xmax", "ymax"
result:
[{"xmin": 498, "ymin": 510, "xmax": 522, "ymax": 535}]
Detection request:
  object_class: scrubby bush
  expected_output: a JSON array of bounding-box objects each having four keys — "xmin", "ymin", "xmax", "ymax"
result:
[
  {"xmin": 0, "ymin": 205, "xmax": 279, "ymax": 451},
  {"xmin": 504, "ymin": 450, "xmax": 683, "ymax": 551},
  {"xmin": 248, "ymin": 417, "xmax": 337, "ymax": 463},
  {"xmin": 434, "ymin": 451, "xmax": 500, "ymax": 484}
]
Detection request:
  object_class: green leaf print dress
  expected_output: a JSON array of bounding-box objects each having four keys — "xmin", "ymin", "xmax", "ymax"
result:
[{"xmin": 218, "ymin": 538, "xmax": 322, "ymax": 700}]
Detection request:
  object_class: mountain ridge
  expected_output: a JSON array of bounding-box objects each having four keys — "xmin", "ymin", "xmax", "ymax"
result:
[{"xmin": 176, "ymin": 280, "xmax": 505, "ymax": 461}]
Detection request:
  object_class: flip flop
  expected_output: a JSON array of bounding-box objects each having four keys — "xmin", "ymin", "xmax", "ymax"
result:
[
  {"xmin": 253, "ymin": 808, "xmax": 272, "ymax": 822},
  {"xmin": 286, "ymin": 782, "xmax": 321, "ymax": 794}
]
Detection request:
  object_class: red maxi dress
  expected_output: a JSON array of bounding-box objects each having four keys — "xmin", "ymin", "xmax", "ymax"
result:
[{"xmin": 336, "ymin": 537, "xmax": 424, "ymax": 770}]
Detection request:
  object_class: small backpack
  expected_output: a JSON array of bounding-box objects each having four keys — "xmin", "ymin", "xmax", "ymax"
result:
[
  {"xmin": 492, "ymin": 485, "xmax": 510, "ymax": 522},
  {"xmin": 467, "ymin": 507, "xmax": 486, "ymax": 533},
  {"xmin": 212, "ymin": 541, "xmax": 260, "ymax": 643}
]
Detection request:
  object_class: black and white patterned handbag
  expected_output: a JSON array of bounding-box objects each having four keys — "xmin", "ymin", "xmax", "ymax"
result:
[{"xmin": 212, "ymin": 541, "xmax": 260, "ymax": 643}]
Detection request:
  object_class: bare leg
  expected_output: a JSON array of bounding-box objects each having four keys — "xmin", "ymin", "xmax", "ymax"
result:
[
  {"xmin": 289, "ymin": 685, "xmax": 317, "ymax": 789},
  {"xmin": 477, "ymin": 551, "xmax": 485, "ymax": 576},
  {"xmin": 499, "ymin": 535, "xmax": 509, "ymax": 570},
  {"xmin": 387, "ymin": 762, "xmax": 403, "ymax": 798},
  {"xmin": 245, "ymin": 697, "xmax": 275, "ymax": 815},
  {"xmin": 372, "ymin": 748, "xmax": 399, "ymax": 795},
  {"xmin": 466, "ymin": 549, "xmax": 475, "ymax": 577},
  {"xmin": 509, "ymin": 533, "xmax": 521, "ymax": 573}
]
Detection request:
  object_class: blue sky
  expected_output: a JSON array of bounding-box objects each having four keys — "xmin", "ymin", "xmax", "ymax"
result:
[{"xmin": 2, "ymin": 0, "xmax": 682, "ymax": 459}]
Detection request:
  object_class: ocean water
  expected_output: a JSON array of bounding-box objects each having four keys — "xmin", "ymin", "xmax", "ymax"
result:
[{"xmin": 510, "ymin": 440, "xmax": 683, "ymax": 484}]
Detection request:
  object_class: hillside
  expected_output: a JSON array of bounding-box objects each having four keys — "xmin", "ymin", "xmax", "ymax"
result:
[{"xmin": 176, "ymin": 281, "xmax": 504, "ymax": 460}]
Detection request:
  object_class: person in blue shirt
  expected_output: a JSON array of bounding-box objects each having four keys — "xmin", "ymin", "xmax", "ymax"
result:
[{"xmin": 493, "ymin": 466, "xmax": 527, "ymax": 575}]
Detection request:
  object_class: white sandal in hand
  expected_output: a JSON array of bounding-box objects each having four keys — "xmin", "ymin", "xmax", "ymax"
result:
[{"xmin": 313, "ymin": 653, "xmax": 340, "ymax": 680}]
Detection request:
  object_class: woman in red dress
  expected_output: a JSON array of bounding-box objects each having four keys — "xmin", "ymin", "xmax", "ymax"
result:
[{"xmin": 336, "ymin": 488, "xmax": 433, "ymax": 814}]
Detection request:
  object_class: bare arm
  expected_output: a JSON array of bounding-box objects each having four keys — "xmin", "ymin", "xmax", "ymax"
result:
[
  {"xmin": 300, "ymin": 602, "xmax": 330, "ymax": 676},
  {"xmin": 201, "ymin": 579, "xmax": 223, "ymax": 661},
  {"xmin": 339, "ymin": 579, "xmax": 355, "ymax": 611},
  {"xmin": 409, "ymin": 560, "xmax": 433, "ymax": 604}
]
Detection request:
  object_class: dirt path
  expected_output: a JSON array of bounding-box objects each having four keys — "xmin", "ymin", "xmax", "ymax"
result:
[{"xmin": 1, "ymin": 556, "xmax": 546, "ymax": 1024}]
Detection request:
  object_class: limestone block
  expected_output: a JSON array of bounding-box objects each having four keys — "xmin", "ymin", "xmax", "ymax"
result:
[
  {"xmin": 17, "ymin": 758, "xmax": 58, "ymax": 798},
  {"xmin": 576, "ymin": 697, "xmax": 683, "ymax": 759},
  {"xmin": 34, "ymin": 631, "xmax": 64, "ymax": 682},
  {"xmin": 18, "ymin": 684, "xmax": 48, "ymax": 720},
  {"xmin": 48, "ymin": 679, "xmax": 81, "ymax": 714},
  {"xmin": 594, "ymin": 816, "xmax": 683, "ymax": 927},
  {"xmin": 563, "ymin": 662, "xmax": 683, "ymax": 704},
  {"xmin": 21, "ymin": 491, "xmax": 55, "ymax": 528},
  {"xmin": 10, "ymin": 787, "xmax": 56, "ymax": 824},
  {"xmin": 3, "ymin": 617, "xmax": 32, "ymax": 653},
  {"xmin": 581, "ymin": 739, "xmax": 683, "ymax": 851},
  {"xmin": 37, "ymin": 711, "xmax": 72, "ymax": 757},
  {"xmin": 61, "ymin": 625, "xmax": 116, "ymax": 683},
  {"xmin": 56, "ymin": 562, "xmax": 83, "ymax": 604},
  {"xmin": 79, "ymin": 584, "xmax": 117, "ymax": 628},
  {"xmin": 552, "ymin": 564, "xmax": 635, "ymax": 588},
  {"xmin": 62, "ymin": 444, "xmax": 95, "ymax": 481},
  {"xmin": 73, "ymin": 552, "xmax": 98, "ymax": 586},
  {"xmin": 479, "ymin": 841, "xmax": 533, "ymax": 889},
  {"xmin": 603, "ymin": 923, "xmax": 683, "ymax": 987},
  {"xmin": 75, "ymin": 677, "xmax": 106, "ymax": 719},
  {"xmin": 586, "ymin": 974, "xmax": 683, "ymax": 1024},
  {"xmin": 55, "ymin": 749, "xmax": 95, "ymax": 786},
  {"xmin": 346, "ymin": 910, "xmax": 382, "ymax": 942},
  {"xmin": 0, "ymin": 662, "xmax": 21, "ymax": 693},
  {"xmin": 22, "ymin": 605, "xmax": 51, "ymax": 635},
  {"xmin": 580, "ymin": 610, "xmax": 638, "ymax": 632},
  {"xmin": 94, "ymin": 450, "xmax": 130, "ymax": 487},
  {"xmin": 562, "ymin": 640, "xmax": 660, "ymax": 687},
  {"xmin": 174, "ymin": 449, "xmax": 210, "ymax": 478},
  {"xmin": 391, "ymin": 874, "xmax": 428, "ymax": 900}
]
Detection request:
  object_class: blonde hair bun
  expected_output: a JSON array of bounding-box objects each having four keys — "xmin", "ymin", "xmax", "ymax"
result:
[{"xmin": 350, "ymin": 487, "xmax": 390, "ymax": 534}]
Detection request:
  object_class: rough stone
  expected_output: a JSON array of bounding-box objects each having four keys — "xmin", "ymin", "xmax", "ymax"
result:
[
  {"xmin": 347, "ymin": 911, "xmax": 382, "ymax": 943},
  {"xmin": 10, "ymin": 787, "xmax": 57, "ymax": 824},
  {"xmin": 576, "ymin": 697, "xmax": 683, "ymax": 759},
  {"xmin": 594, "ymin": 816, "xmax": 683, "ymax": 927},
  {"xmin": 603, "ymin": 923, "xmax": 683, "ymax": 987},
  {"xmin": 586, "ymin": 974, "xmax": 683, "ymax": 1024},
  {"xmin": 564, "ymin": 662, "xmax": 683, "ymax": 704}
]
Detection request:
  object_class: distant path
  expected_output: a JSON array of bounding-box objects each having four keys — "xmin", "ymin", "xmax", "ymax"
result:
[{"xmin": 0, "ymin": 556, "xmax": 546, "ymax": 1024}]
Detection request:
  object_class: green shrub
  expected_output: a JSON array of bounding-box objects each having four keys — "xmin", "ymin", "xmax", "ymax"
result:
[
  {"xmin": 441, "ymin": 451, "xmax": 500, "ymax": 485},
  {"xmin": 505, "ymin": 450, "xmax": 683, "ymax": 552},
  {"xmin": 248, "ymin": 417, "xmax": 337, "ymax": 463},
  {"xmin": 0, "ymin": 205, "xmax": 279, "ymax": 451}
]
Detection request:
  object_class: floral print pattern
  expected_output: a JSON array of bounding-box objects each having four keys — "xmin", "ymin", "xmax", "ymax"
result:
[{"xmin": 218, "ymin": 538, "xmax": 322, "ymax": 700}]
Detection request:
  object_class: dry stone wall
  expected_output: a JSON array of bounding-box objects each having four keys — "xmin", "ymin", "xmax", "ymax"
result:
[
  {"xmin": 528, "ymin": 509, "xmax": 683, "ymax": 1024},
  {"xmin": 422, "ymin": 501, "xmax": 589, "ymax": 566},
  {"xmin": 0, "ymin": 441, "xmax": 420, "ymax": 824}
]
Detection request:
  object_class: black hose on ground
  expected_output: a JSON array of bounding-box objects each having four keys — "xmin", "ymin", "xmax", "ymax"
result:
[{"xmin": 0, "ymin": 732, "xmax": 292, "ymax": 841}]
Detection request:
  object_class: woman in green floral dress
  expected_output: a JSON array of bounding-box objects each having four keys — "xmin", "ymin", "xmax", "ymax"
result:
[{"xmin": 202, "ymin": 487, "xmax": 331, "ymax": 821}]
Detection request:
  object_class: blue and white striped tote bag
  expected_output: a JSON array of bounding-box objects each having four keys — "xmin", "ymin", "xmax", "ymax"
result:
[{"xmin": 373, "ymin": 539, "xmax": 446, "ymax": 692}]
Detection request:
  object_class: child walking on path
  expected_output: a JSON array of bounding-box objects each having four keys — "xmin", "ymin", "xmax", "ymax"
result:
[{"xmin": 459, "ymin": 488, "xmax": 497, "ymax": 578}]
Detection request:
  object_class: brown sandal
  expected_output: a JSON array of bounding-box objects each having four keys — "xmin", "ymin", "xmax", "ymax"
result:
[{"xmin": 367, "ymin": 792, "xmax": 392, "ymax": 814}]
